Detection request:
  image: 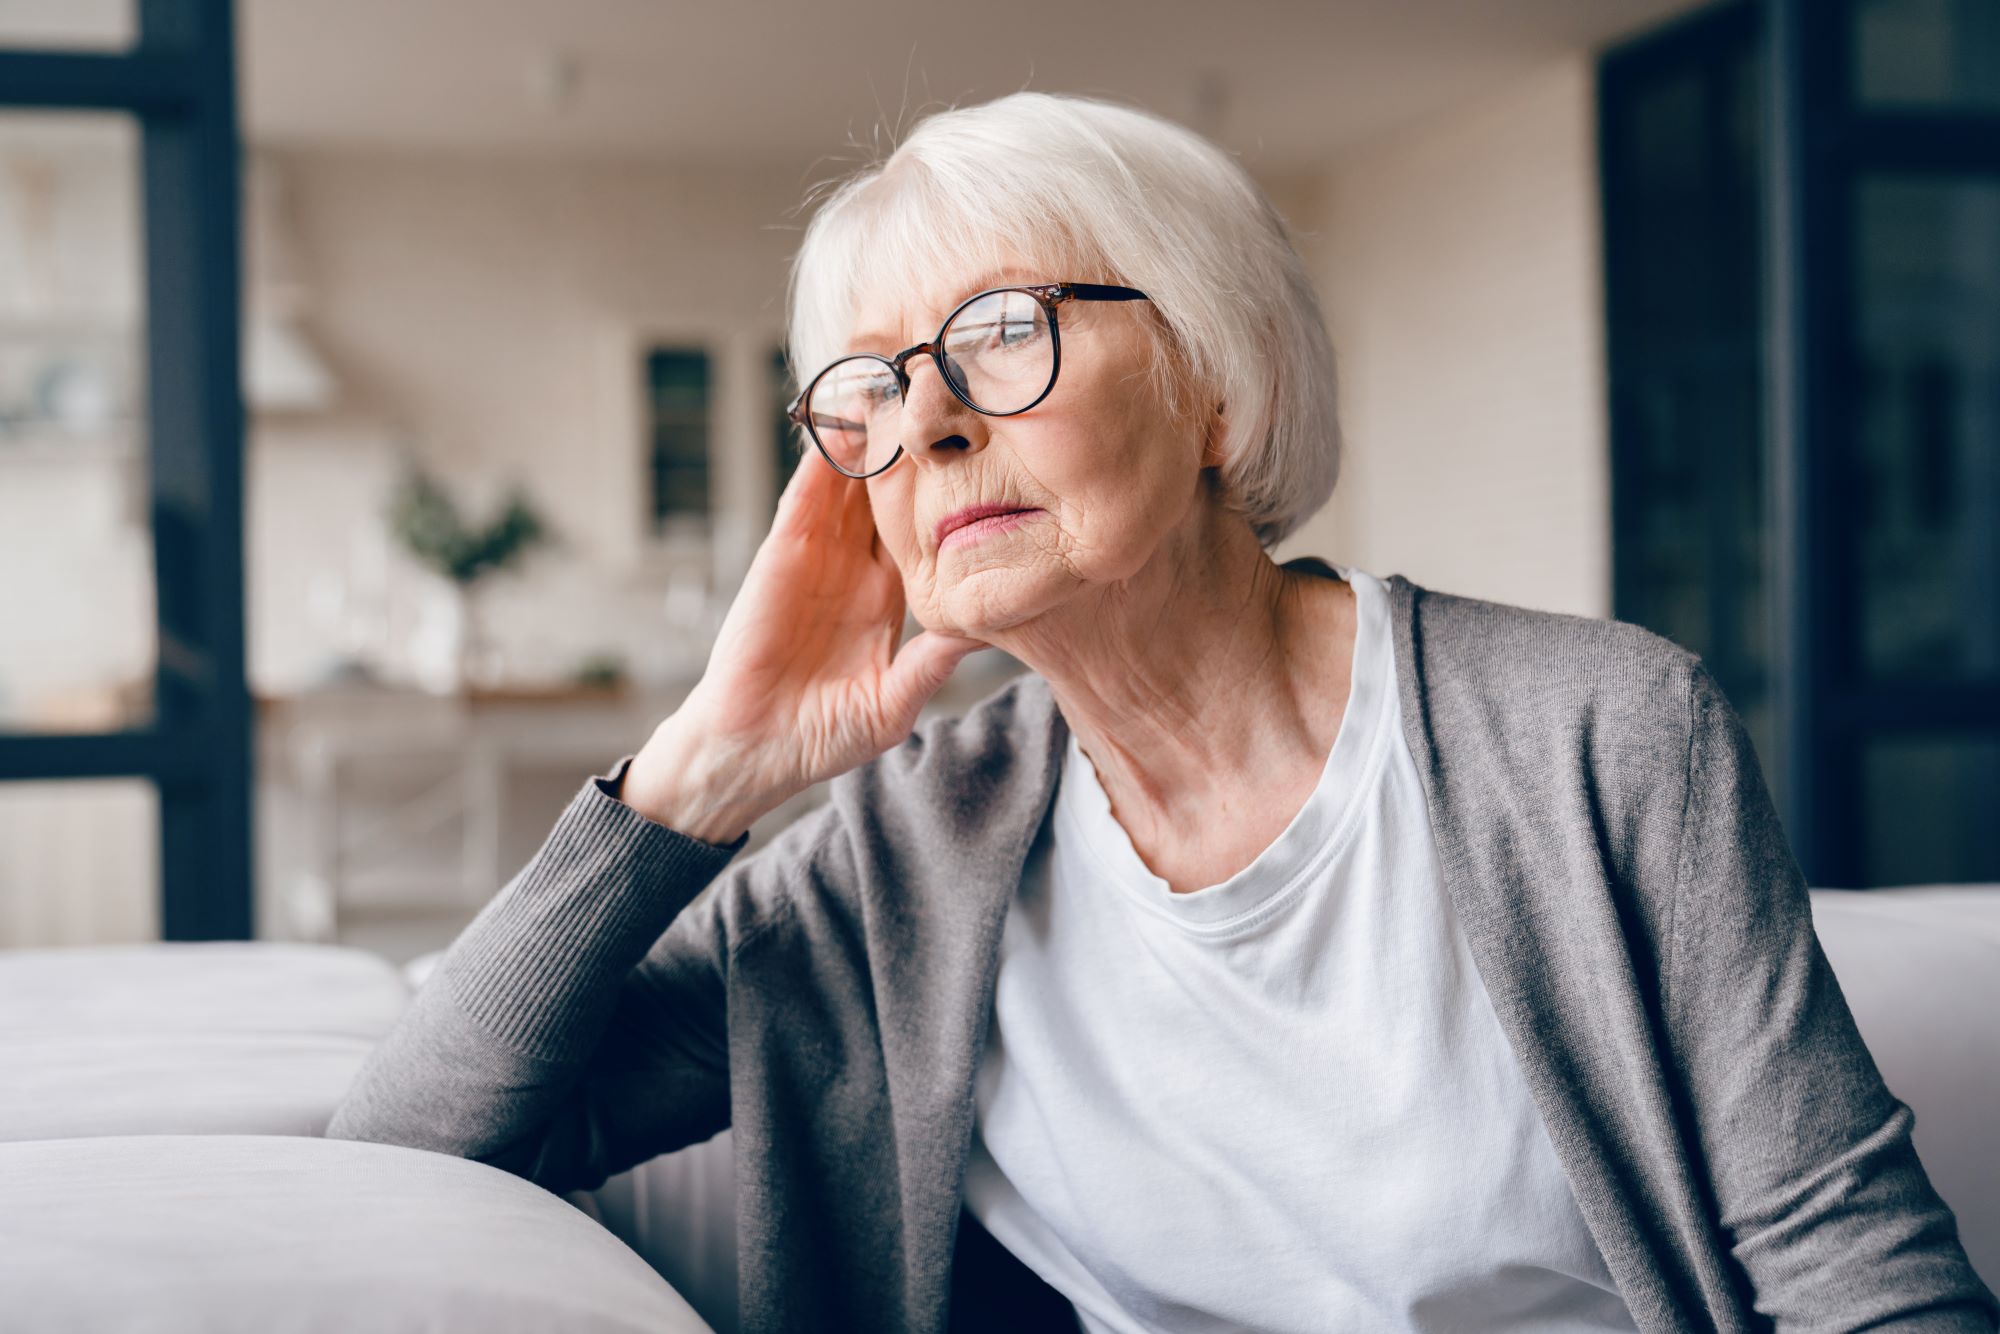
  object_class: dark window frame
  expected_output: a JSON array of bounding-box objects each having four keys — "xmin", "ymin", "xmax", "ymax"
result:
[
  {"xmin": 1600, "ymin": 0, "xmax": 1773, "ymax": 788},
  {"xmin": 1603, "ymin": 0, "xmax": 2000, "ymax": 887},
  {"xmin": 644, "ymin": 344, "xmax": 714, "ymax": 533},
  {"xmin": 0, "ymin": 0, "xmax": 252, "ymax": 938}
]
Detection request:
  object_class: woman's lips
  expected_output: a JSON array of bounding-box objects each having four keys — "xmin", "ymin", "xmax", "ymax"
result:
[{"xmin": 937, "ymin": 507, "xmax": 1039, "ymax": 551}]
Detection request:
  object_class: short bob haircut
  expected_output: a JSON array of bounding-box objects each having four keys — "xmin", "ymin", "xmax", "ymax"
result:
[{"xmin": 786, "ymin": 91, "xmax": 1341, "ymax": 548}]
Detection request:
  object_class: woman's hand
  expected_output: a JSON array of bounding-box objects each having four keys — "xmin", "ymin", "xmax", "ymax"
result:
[{"xmin": 620, "ymin": 450, "xmax": 985, "ymax": 844}]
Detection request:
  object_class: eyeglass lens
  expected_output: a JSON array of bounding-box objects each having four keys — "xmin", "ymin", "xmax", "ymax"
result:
[{"xmin": 804, "ymin": 289, "xmax": 1055, "ymax": 476}]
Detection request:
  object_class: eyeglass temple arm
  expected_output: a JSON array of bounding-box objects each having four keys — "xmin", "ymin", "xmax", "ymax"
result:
[
  {"xmin": 786, "ymin": 400, "xmax": 867, "ymax": 435},
  {"xmin": 1059, "ymin": 282, "xmax": 1149, "ymax": 302}
]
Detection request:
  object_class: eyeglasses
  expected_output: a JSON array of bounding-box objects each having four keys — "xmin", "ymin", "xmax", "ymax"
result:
[{"xmin": 786, "ymin": 281, "xmax": 1151, "ymax": 479}]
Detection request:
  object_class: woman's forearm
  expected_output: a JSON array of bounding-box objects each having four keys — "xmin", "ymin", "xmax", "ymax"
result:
[{"xmin": 324, "ymin": 764, "xmax": 744, "ymax": 1189}]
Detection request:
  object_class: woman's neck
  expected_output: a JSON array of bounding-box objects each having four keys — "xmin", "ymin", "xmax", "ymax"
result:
[{"xmin": 982, "ymin": 500, "xmax": 1356, "ymax": 891}]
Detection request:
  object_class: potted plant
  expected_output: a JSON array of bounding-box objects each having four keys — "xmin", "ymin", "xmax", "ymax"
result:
[{"xmin": 385, "ymin": 462, "xmax": 553, "ymax": 693}]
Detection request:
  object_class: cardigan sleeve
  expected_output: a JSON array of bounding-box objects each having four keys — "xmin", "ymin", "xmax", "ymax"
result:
[
  {"xmin": 1662, "ymin": 661, "xmax": 1998, "ymax": 1330},
  {"xmin": 324, "ymin": 754, "xmax": 837, "ymax": 1199}
]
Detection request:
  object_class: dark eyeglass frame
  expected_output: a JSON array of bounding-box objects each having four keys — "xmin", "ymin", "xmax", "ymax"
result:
[{"xmin": 785, "ymin": 281, "xmax": 1151, "ymax": 479}]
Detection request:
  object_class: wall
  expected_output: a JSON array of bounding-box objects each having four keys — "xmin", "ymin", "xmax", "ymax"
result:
[{"xmin": 1274, "ymin": 55, "xmax": 1611, "ymax": 619}]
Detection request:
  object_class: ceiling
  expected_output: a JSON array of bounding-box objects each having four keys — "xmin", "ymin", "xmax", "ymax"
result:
[
  {"xmin": 0, "ymin": 0, "xmax": 1708, "ymax": 173},
  {"xmin": 227, "ymin": 0, "xmax": 1708, "ymax": 175}
]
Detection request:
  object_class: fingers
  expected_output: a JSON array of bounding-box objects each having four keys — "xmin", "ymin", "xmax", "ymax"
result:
[
  {"xmin": 776, "ymin": 444, "xmax": 880, "ymax": 551},
  {"xmin": 879, "ymin": 629, "xmax": 985, "ymax": 733},
  {"xmin": 773, "ymin": 442, "xmax": 840, "ymax": 535},
  {"xmin": 825, "ymin": 459, "xmax": 867, "ymax": 544}
]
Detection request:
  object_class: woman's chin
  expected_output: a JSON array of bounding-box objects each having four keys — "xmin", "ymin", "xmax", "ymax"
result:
[{"xmin": 932, "ymin": 563, "xmax": 1062, "ymax": 639}]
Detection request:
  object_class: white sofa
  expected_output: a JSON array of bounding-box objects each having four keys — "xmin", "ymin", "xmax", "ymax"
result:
[
  {"xmin": 0, "ymin": 939, "xmax": 716, "ymax": 1333},
  {"xmin": 1805, "ymin": 887, "xmax": 2000, "ymax": 1285},
  {"xmin": 1, "ymin": 887, "xmax": 1993, "ymax": 1331}
]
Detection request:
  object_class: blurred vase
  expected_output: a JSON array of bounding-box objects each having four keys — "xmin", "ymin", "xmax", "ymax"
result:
[
  {"xmin": 409, "ymin": 579, "xmax": 467, "ymax": 695},
  {"xmin": 459, "ymin": 583, "xmax": 504, "ymax": 689},
  {"xmin": 410, "ymin": 578, "xmax": 506, "ymax": 695}
]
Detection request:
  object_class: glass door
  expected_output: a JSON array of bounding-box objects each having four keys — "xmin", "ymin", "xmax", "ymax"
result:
[
  {"xmin": 1839, "ymin": 0, "xmax": 2000, "ymax": 886},
  {"xmin": 0, "ymin": 0, "xmax": 251, "ymax": 941},
  {"xmin": 1603, "ymin": 0, "xmax": 2000, "ymax": 887}
]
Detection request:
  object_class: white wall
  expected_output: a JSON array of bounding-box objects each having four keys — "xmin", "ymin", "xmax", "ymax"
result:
[{"xmin": 1274, "ymin": 55, "xmax": 1611, "ymax": 619}]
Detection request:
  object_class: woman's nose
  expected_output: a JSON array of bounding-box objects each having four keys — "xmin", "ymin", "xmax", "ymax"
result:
[{"xmin": 901, "ymin": 357, "xmax": 982, "ymax": 462}]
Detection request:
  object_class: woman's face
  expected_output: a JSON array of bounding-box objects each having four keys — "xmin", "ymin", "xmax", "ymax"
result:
[{"xmin": 848, "ymin": 263, "xmax": 1214, "ymax": 640}]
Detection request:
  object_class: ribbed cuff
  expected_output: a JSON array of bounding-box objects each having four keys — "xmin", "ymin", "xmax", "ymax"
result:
[{"xmin": 437, "ymin": 757, "xmax": 748, "ymax": 1061}]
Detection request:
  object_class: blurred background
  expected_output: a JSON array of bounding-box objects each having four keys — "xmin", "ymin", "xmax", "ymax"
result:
[{"xmin": 0, "ymin": 0, "xmax": 1993, "ymax": 962}]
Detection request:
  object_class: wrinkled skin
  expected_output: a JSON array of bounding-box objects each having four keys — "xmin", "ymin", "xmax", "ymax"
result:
[{"xmin": 856, "ymin": 262, "xmax": 1220, "ymax": 646}]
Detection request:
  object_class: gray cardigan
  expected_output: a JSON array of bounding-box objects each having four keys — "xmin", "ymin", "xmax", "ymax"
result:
[{"xmin": 326, "ymin": 566, "xmax": 1998, "ymax": 1332}]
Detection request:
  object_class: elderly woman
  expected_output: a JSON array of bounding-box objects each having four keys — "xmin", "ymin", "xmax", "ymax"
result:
[{"xmin": 327, "ymin": 94, "xmax": 1994, "ymax": 1333}]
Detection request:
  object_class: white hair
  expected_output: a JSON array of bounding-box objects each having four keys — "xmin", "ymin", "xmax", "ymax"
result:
[{"xmin": 785, "ymin": 91, "xmax": 1341, "ymax": 548}]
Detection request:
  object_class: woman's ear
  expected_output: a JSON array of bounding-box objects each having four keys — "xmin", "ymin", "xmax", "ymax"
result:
[{"xmin": 1199, "ymin": 402, "xmax": 1228, "ymax": 470}]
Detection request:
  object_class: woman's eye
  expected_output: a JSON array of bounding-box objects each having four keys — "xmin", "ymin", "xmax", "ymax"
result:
[{"xmin": 966, "ymin": 319, "xmax": 1038, "ymax": 349}]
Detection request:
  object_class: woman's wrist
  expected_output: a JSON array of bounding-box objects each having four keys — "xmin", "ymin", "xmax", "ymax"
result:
[{"xmin": 617, "ymin": 719, "xmax": 788, "ymax": 846}]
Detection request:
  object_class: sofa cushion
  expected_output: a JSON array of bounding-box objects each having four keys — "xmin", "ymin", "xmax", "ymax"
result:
[
  {"xmin": 1810, "ymin": 886, "xmax": 2000, "ymax": 1286},
  {"xmin": 0, "ymin": 942, "xmax": 408, "ymax": 1140},
  {"xmin": 0, "ymin": 1134, "xmax": 713, "ymax": 1333}
]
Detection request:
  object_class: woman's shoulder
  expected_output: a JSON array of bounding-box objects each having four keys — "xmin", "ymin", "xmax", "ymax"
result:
[
  {"xmin": 1385, "ymin": 574, "xmax": 1745, "ymax": 877},
  {"xmin": 1388, "ymin": 577, "xmax": 1766, "ymax": 958},
  {"xmin": 1387, "ymin": 572, "xmax": 1707, "ymax": 738}
]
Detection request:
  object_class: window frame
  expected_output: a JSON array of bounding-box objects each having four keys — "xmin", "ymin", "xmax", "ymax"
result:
[
  {"xmin": 614, "ymin": 320, "xmax": 788, "ymax": 595},
  {"xmin": 0, "ymin": 0, "xmax": 252, "ymax": 938},
  {"xmin": 1603, "ymin": 0, "xmax": 2000, "ymax": 887}
]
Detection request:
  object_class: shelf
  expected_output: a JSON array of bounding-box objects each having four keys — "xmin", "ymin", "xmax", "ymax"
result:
[
  {"xmin": 0, "ymin": 431, "xmax": 140, "ymax": 463},
  {"xmin": 0, "ymin": 318, "xmax": 137, "ymax": 342}
]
